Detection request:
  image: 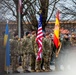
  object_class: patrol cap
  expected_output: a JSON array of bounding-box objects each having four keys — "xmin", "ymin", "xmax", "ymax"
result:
[
  {"xmin": 26, "ymin": 31, "xmax": 30, "ymax": 36},
  {"xmin": 45, "ymin": 32, "xmax": 50, "ymax": 36},
  {"xmin": 32, "ymin": 31, "xmax": 36, "ymax": 34}
]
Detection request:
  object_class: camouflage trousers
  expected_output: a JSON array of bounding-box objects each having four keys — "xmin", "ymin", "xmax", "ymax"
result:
[
  {"xmin": 22, "ymin": 53, "xmax": 31, "ymax": 71},
  {"xmin": 43, "ymin": 53, "xmax": 51, "ymax": 70},
  {"xmin": 35, "ymin": 59, "xmax": 42, "ymax": 70},
  {"xmin": 30, "ymin": 54, "xmax": 36, "ymax": 70},
  {"xmin": 11, "ymin": 55, "xmax": 18, "ymax": 72}
]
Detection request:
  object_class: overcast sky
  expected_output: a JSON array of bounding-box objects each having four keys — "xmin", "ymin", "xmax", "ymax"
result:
[{"xmin": 0, "ymin": 0, "xmax": 74, "ymax": 21}]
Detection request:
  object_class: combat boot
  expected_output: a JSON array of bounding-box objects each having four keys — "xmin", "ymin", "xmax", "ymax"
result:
[
  {"xmin": 36, "ymin": 70, "xmax": 41, "ymax": 72},
  {"xmin": 31, "ymin": 70, "xmax": 35, "ymax": 72},
  {"xmin": 45, "ymin": 69, "xmax": 50, "ymax": 72}
]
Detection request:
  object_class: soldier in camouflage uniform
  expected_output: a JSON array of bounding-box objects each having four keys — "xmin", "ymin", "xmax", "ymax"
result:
[
  {"xmin": 16, "ymin": 38, "xmax": 24, "ymax": 73},
  {"xmin": 17, "ymin": 38, "xmax": 23, "ymax": 66},
  {"xmin": 10, "ymin": 35, "xmax": 19, "ymax": 72},
  {"xmin": 42, "ymin": 32, "xmax": 52, "ymax": 72},
  {"xmin": 70, "ymin": 33, "xmax": 76, "ymax": 46},
  {"xmin": 22, "ymin": 32, "xmax": 33, "ymax": 72},
  {"xmin": 31, "ymin": 31, "xmax": 38, "ymax": 72},
  {"xmin": 35, "ymin": 35, "xmax": 42, "ymax": 72}
]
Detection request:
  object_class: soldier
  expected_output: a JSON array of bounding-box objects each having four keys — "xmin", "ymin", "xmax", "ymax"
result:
[
  {"xmin": 70, "ymin": 33, "xmax": 76, "ymax": 46},
  {"xmin": 30, "ymin": 31, "xmax": 38, "ymax": 72},
  {"xmin": 50, "ymin": 33, "xmax": 55, "ymax": 66},
  {"xmin": 16, "ymin": 38, "xmax": 24, "ymax": 73},
  {"xmin": 17, "ymin": 38, "xmax": 23, "ymax": 66},
  {"xmin": 35, "ymin": 35, "xmax": 42, "ymax": 72},
  {"xmin": 22, "ymin": 32, "xmax": 33, "ymax": 72},
  {"xmin": 42, "ymin": 32, "xmax": 52, "ymax": 72},
  {"xmin": 10, "ymin": 35, "xmax": 19, "ymax": 72}
]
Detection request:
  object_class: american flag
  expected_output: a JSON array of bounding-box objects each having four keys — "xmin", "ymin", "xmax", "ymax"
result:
[{"xmin": 36, "ymin": 14, "xmax": 43, "ymax": 60}]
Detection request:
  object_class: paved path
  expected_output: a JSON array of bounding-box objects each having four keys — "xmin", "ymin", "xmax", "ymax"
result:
[{"xmin": 4, "ymin": 71, "xmax": 76, "ymax": 75}]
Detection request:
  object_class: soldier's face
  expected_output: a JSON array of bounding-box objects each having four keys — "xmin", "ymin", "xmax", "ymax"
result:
[
  {"xmin": 28, "ymin": 34, "xmax": 31, "ymax": 37},
  {"xmin": 47, "ymin": 35, "xmax": 50, "ymax": 38},
  {"xmin": 34, "ymin": 33, "xmax": 36, "ymax": 37}
]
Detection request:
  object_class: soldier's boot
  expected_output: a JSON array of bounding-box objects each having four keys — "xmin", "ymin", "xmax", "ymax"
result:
[
  {"xmin": 47, "ymin": 67, "xmax": 52, "ymax": 71},
  {"xmin": 35, "ymin": 60, "xmax": 41, "ymax": 72},
  {"xmin": 16, "ymin": 65, "xmax": 24, "ymax": 73},
  {"xmin": 24, "ymin": 66, "xmax": 31, "ymax": 73},
  {"xmin": 45, "ymin": 69, "xmax": 49, "ymax": 72},
  {"xmin": 31, "ymin": 70, "xmax": 35, "ymax": 72},
  {"xmin": 31, "ymin": 64, "xmax": 35, "ymax": 72},
  {"xmin": 13, "ymin": 65, "xmax": 18, "ymax": 73},
  {"xmin": 41, "ymin": 69, "xmax": 45, "ymax": 72},
  {"xmin": 35, "ymin": 67, "xmax": 41, "ymax": 72},
  {"xmin": 36, "ymin": 69, "xmax": 41, "ymax": 72},
  {"xmin": 44, "ymin": 66, "xmax": 50, "ymax": 72},
  {"xmin": 31, "ymin": 66, "xmax": 35, "ymax": 72}
]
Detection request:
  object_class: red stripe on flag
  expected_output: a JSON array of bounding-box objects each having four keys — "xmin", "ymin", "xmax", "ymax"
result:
[
  {"xmin": 36, "ymin": 14, "xmax": 43, "ymax": 61},
  {"xmin": 38, "ymin": 28, "xmax": 42, "ymax": 32},
  {"xmin": 53, "ymin": 34, "xmax": 59, "ymax": 48},
  {"xmin": 53, "ymin": 11, "xmax": 60, "ymax": 49}
]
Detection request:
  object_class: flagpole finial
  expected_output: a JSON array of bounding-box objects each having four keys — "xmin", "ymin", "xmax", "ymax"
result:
[
  {"xmin": 39, "ymin": 9, "xmax": 42, "ymax": 14},
  {"xmin": 7, "ymin": 20, "xmax": 9, "ymax": 24}
]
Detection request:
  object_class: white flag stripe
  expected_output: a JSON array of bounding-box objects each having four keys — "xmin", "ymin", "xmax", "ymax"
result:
[
  {"xmin": 40, "ymin": 53, "xmax": 42, "ymax": 58},
  {"xmin": 38, "ymin": 39, "xmax": 42, "ymax": 46},
  {"xmin": 37, "ymin": 33, "xmax": 43, "ymax": 38},
  {"xmin": 38, "ymin": 30, "xmax": 42, "ymax": 34},
  {"xmin": 38, "ymin": 27, "xmax": 42, "ymax": 30},
  {"xmin": 39, "ymin": 47, "xmax": 41, "ymax": 51}
]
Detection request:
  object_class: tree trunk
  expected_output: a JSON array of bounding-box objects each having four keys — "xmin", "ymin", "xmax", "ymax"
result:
[{"xmin": 40, "ymin": 0, "xmax": 49, "ymax": 31}]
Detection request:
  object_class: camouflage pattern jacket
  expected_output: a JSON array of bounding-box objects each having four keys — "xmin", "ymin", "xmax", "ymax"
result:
[
  {"xmin": 42, "ymin": 37, "xmax": 52, "ymax": 55},
  {"xmin": 22, "ymin": 36, "xmax": 33, "ymax": 54}
]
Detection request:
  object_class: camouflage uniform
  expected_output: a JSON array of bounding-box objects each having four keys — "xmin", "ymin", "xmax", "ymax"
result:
[
  {"xmin": 17, "ymin": 39, "xmax": 23, "ymax": 66},
  {"xmin": 35, "ymin": 59, "xmax": 42, "ymax": 72},
  {"xmin": 10, "ymin": 39, "xmax": 19, "ymax": 72},
  {"xmin": 31, "ymin": 31, "xmax": 38, "ymax": 70},
  {"xmin": 43, "ymin": 35, "xmax": 52, "ymax": 71},
  {"xmin": 31, "ymin": 35, "xmax": 36, "ymax": 70},
  {"xmin": 70, "ymin": 33, "xmax": 76, "ymax": 46},
  {"xmin": 22, "ymin": 36, "xmax": 33, "ymax": 71}
]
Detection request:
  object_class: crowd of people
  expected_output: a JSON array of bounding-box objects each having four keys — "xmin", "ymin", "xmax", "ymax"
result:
[
  {"xmin": 9, "ymin": 29, "xmax": 76, "ymax": 73},
  {"xmin": 10, "ymin": 30, "xmax": 53, "ymax": 73}
]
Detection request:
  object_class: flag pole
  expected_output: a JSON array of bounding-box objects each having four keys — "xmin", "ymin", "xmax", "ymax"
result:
[
  {"xmin": 18, "ymin": 0, "xmax": 21, "ymax": 39},
  {"xmin": 7, "ymin": 20, "xmax": 8, "ymax": 24},
  {"xmin": 7, "ymin": 20, "xmax": 8, "ymax": 74}
]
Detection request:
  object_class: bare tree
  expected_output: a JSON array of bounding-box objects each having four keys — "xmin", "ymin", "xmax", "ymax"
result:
[
  {"xmin": 58, "ymin": 0, "xmax": 76, "ymax": 20},
  {"xmin": 0, "ymin": 0, "xmax": 60, "ymax": 31},
  {"xmin": 21, "ymin": 0, "xmax": 60, "ymax": 31}
]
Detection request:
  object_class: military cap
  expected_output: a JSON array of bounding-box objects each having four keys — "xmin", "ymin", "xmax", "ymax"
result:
[
  {"xmin": 32, "ymin": 31, "xmax": 36, "ymax": 34},
  {"xmin": 45, "ymin": 32, "xmax": 50, "ymax": 36}
]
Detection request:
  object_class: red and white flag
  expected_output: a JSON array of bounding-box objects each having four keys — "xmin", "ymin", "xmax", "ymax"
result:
[
  {"xmin": 18, "ymin": 0, "xmax": 22, "ymax": 13},
  {"xmin": 36, "ymin": 14, "xmax": 43, "ymax": 61}
]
